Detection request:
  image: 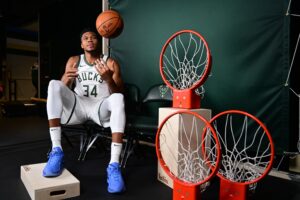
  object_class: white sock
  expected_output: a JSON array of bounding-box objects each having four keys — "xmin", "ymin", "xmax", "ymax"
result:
[
  {"xmin": 50, "ymin": 127, "xmax": 62, "ymax": 150},
  {"xmin": 110, "ymin": 142, "xmax": 122, "ymax": 164}
]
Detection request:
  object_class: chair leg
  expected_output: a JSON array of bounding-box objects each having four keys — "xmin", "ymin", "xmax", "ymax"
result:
[
  {"xmin": 78, "ymin": 133, "xmax": 89, "ymax": 161},
  {"xmin": 120, "ymin": 139, "xmax": 129, "ymax": 168},
  {"xmin": 77, "ymin": 124, "xmax": 112, "ymax": 161},
  {"xmin": 121, "ymin": 135, "xmax": 136, "ymax": 168},
  {"xmin": 81, "ymin": 134, "xmax": 101, "ymax": 160}
]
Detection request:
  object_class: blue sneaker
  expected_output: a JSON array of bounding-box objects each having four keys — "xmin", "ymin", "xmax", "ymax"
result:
[
  {"xmin": 107, "ymin": 162, "xmax": 125, "ymax": 193},
  {"xmin": 42, "ymin": 147, "xmax": 64, "ymax": 177}
]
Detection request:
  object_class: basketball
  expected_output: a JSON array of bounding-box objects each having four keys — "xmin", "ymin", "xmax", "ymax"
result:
[{"xmin": 96, "ymin": 10, "xmax": 124, "ymax": 38}]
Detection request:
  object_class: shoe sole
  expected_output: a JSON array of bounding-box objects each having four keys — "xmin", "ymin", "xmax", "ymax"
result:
[
  {"xmin": 107, "ymin": 187, "xmax": 126, "ymax": 194},
  {"xmin": 42, "ymin": 169, "xmax": 63, "ymax": 177}
]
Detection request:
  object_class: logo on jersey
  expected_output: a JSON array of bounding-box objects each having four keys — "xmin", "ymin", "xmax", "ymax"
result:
[{"xmin": 77, "ymin": 71, "xmax": 103, "ymax": 83}]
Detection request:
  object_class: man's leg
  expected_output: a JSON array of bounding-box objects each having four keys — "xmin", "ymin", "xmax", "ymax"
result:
[
  {"xmin": 109, "ymin": 93, "xmax": 125, "ymax": 165},
  {"xmin": 43, "ymin": 80, "xmax": 76, "ymax": 177},
  {"xmin": 98, "ymin": 93, "xmax": 126, "ymax": 193}
]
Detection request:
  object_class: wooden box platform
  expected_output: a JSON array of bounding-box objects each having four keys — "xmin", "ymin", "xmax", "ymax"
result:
[
  {"xmin": 289, "ymin": 154, "xmax": 300, "ymax": 173},
  {"xmin": 21, "ymin": 163, "xmax": 80, "ymax": 200}
]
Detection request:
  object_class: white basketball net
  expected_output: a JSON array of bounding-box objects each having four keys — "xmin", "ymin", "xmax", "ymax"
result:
[
  {"xmin": 212, "ymin": 113, "xmax": 273, "ymax": 187},
  {"xmin": 162, "ymin": 32, "xmax": 210, "ymax": 91},
  {"xmin": 159, "ymin": 113, "xmax": 219, "ymax": 188}
]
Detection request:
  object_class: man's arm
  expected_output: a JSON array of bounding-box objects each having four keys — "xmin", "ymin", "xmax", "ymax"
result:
[
  {"xmin": 95, "ymin": 57, "xmax": 124, "ymax": 93},
  {"xmin": 61, "ymin": 56, "xmax": 79, "ymax": 88},
  {"xmin": 107, "ymin": 58, "xmax": 124, "ymax": 93}
]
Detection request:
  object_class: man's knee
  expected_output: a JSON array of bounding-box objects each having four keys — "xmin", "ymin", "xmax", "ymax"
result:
[
  {"xmin": 110, "ymin": 93, "xmax": 125, "ymax": 109},
  {"xmin": 48, "ymin": 80, "xmax": 63, "ymax": 94}
]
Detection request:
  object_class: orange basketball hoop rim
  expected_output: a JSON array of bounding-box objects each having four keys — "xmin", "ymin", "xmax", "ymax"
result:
[
  {"xmin": 210, "ymin": 110, "xmax": 275, "ymax": 186},
  {"xmin": 155, "ymin": 110, "xmax": 221, "ymax": 187},
  {"xmin": 209, "ymin": 110, "xmax": 275, "ymax": 200},
  {"xmin": 159, "ymin": 30, "xmax": 212, "ymax": 109}
]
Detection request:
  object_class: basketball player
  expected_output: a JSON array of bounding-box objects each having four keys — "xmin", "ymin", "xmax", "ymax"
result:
[{"xmin": 42, "ymin": 28, "xmax": 126, "ymax": 193}]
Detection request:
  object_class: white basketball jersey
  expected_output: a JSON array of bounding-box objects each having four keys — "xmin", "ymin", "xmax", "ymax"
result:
[{"xmin": 74, "ymin": 54, "xmax": 111, "ymax": 100}]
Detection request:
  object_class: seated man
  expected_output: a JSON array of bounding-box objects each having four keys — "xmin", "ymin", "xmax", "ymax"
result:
[{"xmin": 43, "ymin": 27, "xmax": 126, "ymax": 193}]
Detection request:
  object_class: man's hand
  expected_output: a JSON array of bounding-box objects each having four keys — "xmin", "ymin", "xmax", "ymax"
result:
[
  {"xmin": 62, "ymin": 62, "xmax": 78, "ymax": 86},
  {"xmin": 95, "ymin": 58, "xmax": 113, "ymax": 82}
]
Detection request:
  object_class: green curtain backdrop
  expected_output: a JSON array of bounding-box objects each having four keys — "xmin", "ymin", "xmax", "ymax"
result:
[{"xmin": 109, "ymin": 0, "xmax": 290, "ymax": 153}]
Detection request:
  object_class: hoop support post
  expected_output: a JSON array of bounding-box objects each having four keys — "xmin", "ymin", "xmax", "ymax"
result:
[
  {"xmin": 219, "ymin": 174, "xmax": 248, "ymax": 200},
  {"xmin": 173, "ymin": 182, "xmax": 201, "ymax": 200},
  {"xmin": 173, "ymin": 90, "xmax": 200, "ymax": 109}
]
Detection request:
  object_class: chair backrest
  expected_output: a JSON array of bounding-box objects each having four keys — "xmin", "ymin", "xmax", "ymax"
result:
[
  {"xmin": 123, "ymin": 83, "xmax": 141, "ymax": 115},
  {"xmin": 141, "ymin": 84, "xmax": 172, "ymax": 117}
]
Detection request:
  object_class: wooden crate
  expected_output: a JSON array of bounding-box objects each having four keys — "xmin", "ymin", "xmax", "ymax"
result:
[
  {"xmin": 289, "ymin": 154, "xmax": 300, "ymax": 173},
  {"xmin": 21, "ymin": 163, "xmax": 80, "ymax": 200}
]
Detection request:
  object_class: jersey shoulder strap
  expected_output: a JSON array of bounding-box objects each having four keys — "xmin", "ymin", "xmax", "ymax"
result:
[
  {"xmin": 75, "ymin": 54, "xmax": 85, "ymax": 67},
  {"xmin": 76, "ymin": 55, "xmax": 82, "ymax": 67}
]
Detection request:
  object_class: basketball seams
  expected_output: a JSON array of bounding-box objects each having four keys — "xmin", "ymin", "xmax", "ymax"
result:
[
  {"xmin": 98, "ymin": 17, "xmax": 119, "ymax": 28},
  {"xmin": 96, "ymin": 10, "xmax": 123, "ymax": 38},
  {"xmin": 97, "ymin": 17, "xmax": 120, "ymax": 36},
  {"xmin": 110, "ymin": 18, "xmax": 121, "ymax": 36}
]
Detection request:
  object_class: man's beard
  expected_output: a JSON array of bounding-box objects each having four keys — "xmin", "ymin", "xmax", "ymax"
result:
[{"xmin": 86, "ymin": 49, "xmax": 99, "ymax": 55}]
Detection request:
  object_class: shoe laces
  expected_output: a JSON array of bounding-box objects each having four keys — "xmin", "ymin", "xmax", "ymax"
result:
[
  {"xmin": 47, "ymin": 148, "xmax": 63, "ymax": 162},
  {"xmin": 109, "ymin": 165, "xmax": 122, "ymax": 181}
]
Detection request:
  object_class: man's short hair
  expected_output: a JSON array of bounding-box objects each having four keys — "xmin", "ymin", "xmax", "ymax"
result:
[{"xmin": 79, "ymin": 27, "xmax": 99, "ymax": 40}]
